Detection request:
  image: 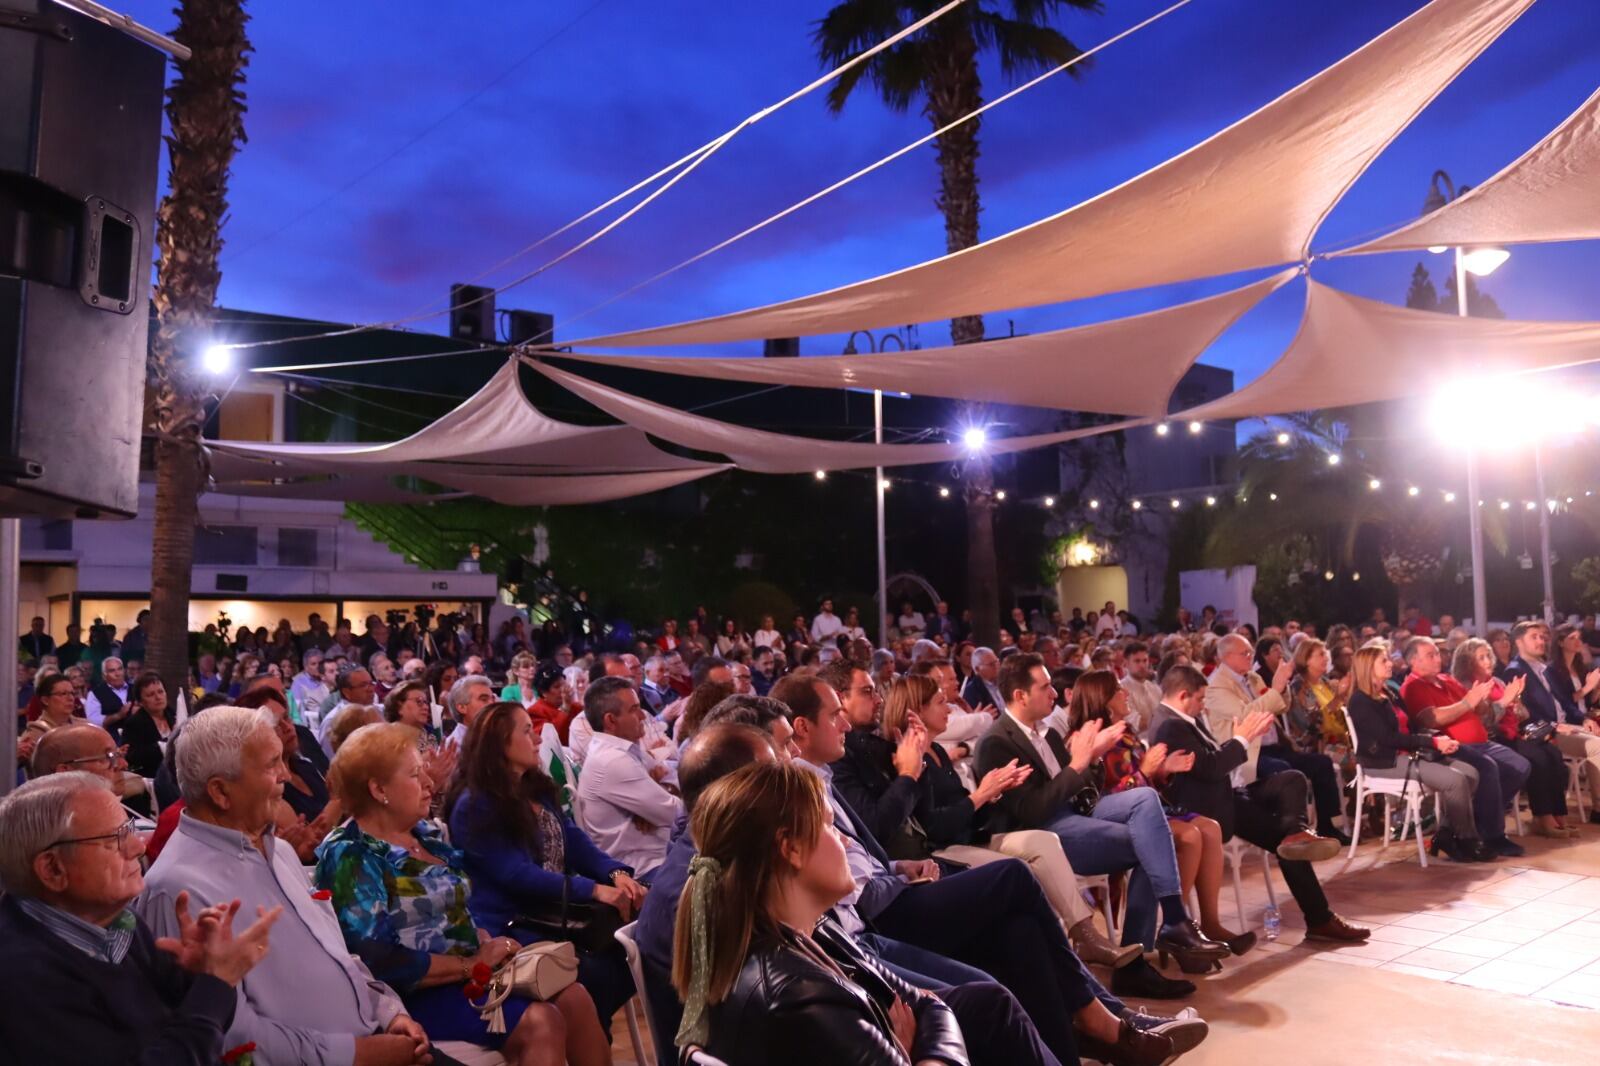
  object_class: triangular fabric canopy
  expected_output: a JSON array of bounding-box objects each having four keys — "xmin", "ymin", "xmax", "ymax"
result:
[
  {"xmin": 215, "ymin": 466, "xmax": 728, "ymax": 505},
  {"xmin": 211, "ymin": 359, "xmax": 711, "ymax": 477},
  {"xmin": 552, "ymin": 270, "xmax": 1295, "ymax": 418},
  {"xmin": 571, "ymin": 0, "xmax": 1532, "ymax": 349},
  {"xmin": 1173, "ymin": 279, "xmax": 1600, "ymax": 422},
  {"xmin": 529, "ymin": 360, "xmax": 1142, "ymax": 474},
  {"xmin": 1339, "ymin": 84, "xmax": 1600, "ymax": 255}
]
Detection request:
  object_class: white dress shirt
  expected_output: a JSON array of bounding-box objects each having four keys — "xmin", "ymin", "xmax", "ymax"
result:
[
  {"xmin": 567, "ymin": 711, "xmax": 596, "ymax": 765},
  {"xmin": 83, "ymin": 684, "xmax": 129, "ymax": 727},
  {"xmin": 1004, "ymin": 708, "xmax": 1063, "ymax": 778},
  {"xmin": 810, "ymin": 611, "xmax": 844, "ymax": 643},
  {"xmin": 577, "ymin": 732, "xmax": 683, "ymax": 877},
  {"xmin": 794, "ymin": 758, "xmax": 871, "ymax": 935}
]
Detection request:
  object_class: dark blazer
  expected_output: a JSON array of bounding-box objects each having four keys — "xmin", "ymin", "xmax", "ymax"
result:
[
  {"xmin": 961, "ymin": 675, "xmax": 1002, "ymax": 713},
  {"xmin": 821, "ymin": 775, "xmax": 909, "ymax": 921},
  {"xmin": 831, "ymin": 731, "xmax": 922, "ymax": 855},
  {"xmin": 1346, "ymin": 689, "xmax": 1432, "ymax": 770},
  {"xmin": 0, "ymin": 896, "xmax": 236, "ymax": 1066},
  {"xmin": 120, "ymin": 708, "xmax": 172, "ymax": 780},
  {"xmin": 973, "ymin": 713, "xmax": 1089, "ymax": 833},
  {"xmin": 1502, "ymin": 656, "xmax": 1582, "ymax": 726},
  {"xmin": 1546, "ymin": 659, "xmax": 1590, "ymax": 721},
  {"xmin": 1151, "ymin": 711, "xmax": 1250, "ymax": 839},
  {"xmin": 700, "ymin": 915, "xmax": 968, "ymax": 1066}
]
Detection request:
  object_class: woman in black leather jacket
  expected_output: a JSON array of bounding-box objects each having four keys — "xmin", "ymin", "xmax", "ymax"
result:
[
  {"xmin": 1346, "ymin": 645, "xmax": 1489, "ymax": 862},
  {"xmin": 671, "ymin": 760, "xmax": 1059, "ymax": 1066}
]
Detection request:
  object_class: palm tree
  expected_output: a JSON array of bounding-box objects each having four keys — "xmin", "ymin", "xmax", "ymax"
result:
[
  {"xmin": 145, "ymin": 1, "xmax": 252, "ymax": 699},
  {"xmin": 815, "ymin": 0, "xmax": 1102, "ymax": 644}
]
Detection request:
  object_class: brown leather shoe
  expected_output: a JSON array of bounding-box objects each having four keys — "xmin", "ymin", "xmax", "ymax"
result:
[
  {"xmin": 1305, "ymin": 913, "xmax": 1371, "ymax": 943},
  {"xmin": 1070, "ymin": 916, "xmax": 1144, "ymax": 969},
  {"xmin": 1076, "ymin": 1016, "xmax": 1176, "ymax": 1066},
  {"xmin": 1277, "ymin": 830, "xmax": 1342, "ymax": 862}
]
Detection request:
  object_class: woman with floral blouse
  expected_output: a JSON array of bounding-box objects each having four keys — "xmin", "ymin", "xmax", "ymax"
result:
[{"xmin": 316, "ymin": 722, "xmax": 611, "ymax": 1066}]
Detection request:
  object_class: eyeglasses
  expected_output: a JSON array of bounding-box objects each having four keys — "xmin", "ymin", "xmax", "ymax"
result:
[
  {"xmin": 49, "ymin": 816, "xmax": 141, "ymax": 855},
  {"xmin": 64, "ymin": 750, "xmax": 124, "ymax": 770}
]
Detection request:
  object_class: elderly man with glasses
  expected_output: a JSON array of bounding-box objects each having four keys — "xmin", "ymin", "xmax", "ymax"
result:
[{"xmin": 0, "ymin": 772, "xmax": 280, "ymax": 1064}]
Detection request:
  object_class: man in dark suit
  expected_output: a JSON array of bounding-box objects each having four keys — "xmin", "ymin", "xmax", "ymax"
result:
[
  {"xmin": 1503, "ymin": 619, "xmax": 1600, "ymax": 820},
  {"xmin": 19, "ymin": 616, "xmax": 54, "ymax": 661},
  {"xmin": 1150, "ymin": 666, "xmax": 1369, "ymax": 944},
  {"xmin": 976, "ymin": 653, "xmax": 1222, "ymax": 998},
  {"xmin": 962, "ymin": 647, "xmax": 1005, "ymax": 711}
]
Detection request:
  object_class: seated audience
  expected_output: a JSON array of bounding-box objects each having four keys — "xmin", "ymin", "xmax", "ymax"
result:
[
  {"xmin": 1071, "ymin": 670, "xmax": 1252, "ymax": 956},
  {"xmin": 444, "ymin": 701, "xmax": 643, "ymax": 1032},
  {"xmin": 1399, "ymin": 637, "xmax": 1528, "ymax": 857},
  {"xmin": 1451, "ymin": 637, "xmax": 1576, "ymax": 838},
  {"xmin": 314, "ymin": 665, "xmax": 379, "ymax": 753},
  {"xmin": 139, "ymin": 706, "xmax": 435, "ymax": 1064},
  {"xmin": 1152, "ymin": 665, "xmax": 1371, "ymax": 938},
  {"xmin": 975, "ymin": 653, "xmax": 1227, "ymax": 992},
  {"xmin": 0, "ymin": 772, "xmax": 281, "ymax": 1065},
  {"xmin": 501, "ymin": 650, "xmax": 540, "ymax": 708},
  {"xmin": 576, "ymin": 676, "xmax": 683, "ymax": 882},
  {"xmin": 316, "ymin": 721, "xmax": 607, "ymax": 1066},
  {"xmin": 1207, "ymin": 635, "xmax": 1347, "ymax": 844},
  {"xmin": 1344, "ymin": 647, "xmax": 1489, "ymax": 861},
  {"xmin": 775, "ymin": 671, "xmax": 1187, "ymax": 1061},
  {"xmin": 383, "ymin": 680, "xmax": 440, "ymax": 739},
  {"xmin": 1118, "ymin": 642, "xmax": 1162, "ymax": 736},
  {"xmin": 1284, "ymin": 638, "xmax": 1351, "ymax": 756},
  {"xmin": 1504, "ymin": 619, "xmax": 1600, "ymax": 819},
  {"xmin": 121, "ymin": 672, "xmax": 177, "ymax": 784},
  {"xmin": 443, "ymin": 674, "xmax": 497, "ymax": 750},
  {"xmin": 670, "ymin": 678, "xmax": 736, "ymax": 744}
]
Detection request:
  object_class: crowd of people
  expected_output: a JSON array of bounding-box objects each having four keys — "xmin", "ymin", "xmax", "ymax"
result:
[{"xmin": 6, "ymin": 594, "xmax": 1600, "ymax": 1065}]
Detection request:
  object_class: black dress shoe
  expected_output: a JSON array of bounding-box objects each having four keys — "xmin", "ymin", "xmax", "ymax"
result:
[
  {"xmin": 1111, "ymin": 958, "xmax": 1197, "ymax": 1000},
  {"xmin": 1589, "ymin": 811, "xmax": 1600, "ymax": 826},
  {"xmin": 1076, "ymin": 1016, "xmax": 1176, "ymax": 1066},
  {"xmin": 1490, "ymin": 836, "xmax": 1526, "ymax": 857},
  {"xmin": 1322, "ymin": 828, "xmax": 1353, "ymax": 847}
]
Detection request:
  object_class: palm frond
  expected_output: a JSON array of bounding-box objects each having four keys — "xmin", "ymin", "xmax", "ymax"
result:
[
  {"xmin": 815, "ymin": 0, "xmax": 924, "ymax": 113},
  {"xmin": 971, "ymin": 11, "xmax": 1088, "ymax": 79}
]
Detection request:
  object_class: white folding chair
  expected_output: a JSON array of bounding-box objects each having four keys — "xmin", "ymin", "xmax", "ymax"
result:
[
  {"xmin": 1223, "ymin": 838, "xmax": 1277, "ymax": 924},
  {"xmin": 612, "ymin": 922, "xmax": 655, "ymax": 1065},
  {"xmin": 1341, "ymin": 706, "xmax": 1431, "ymax": 867},
  {"xmin": 1074, "ymin": 871, "xmax": 1119, "ymax": 942},
  {"xmin": 1566, "ymin": 757, "xmax": 1590, "ymax": 821}
]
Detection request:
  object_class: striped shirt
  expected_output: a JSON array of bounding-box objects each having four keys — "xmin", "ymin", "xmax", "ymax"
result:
[{"xmin": 16, "ymin": 898, "xmax": 136, "ymax": 964}]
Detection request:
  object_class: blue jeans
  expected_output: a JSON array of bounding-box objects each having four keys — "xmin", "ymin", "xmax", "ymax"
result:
[
  {"xmin": 1453, "ymin": 741, "xmax": 1531, "ymax": 842},
  {"xmin": 1046, "ymin": 786, "xmax": 1182, "ymax": 948}
]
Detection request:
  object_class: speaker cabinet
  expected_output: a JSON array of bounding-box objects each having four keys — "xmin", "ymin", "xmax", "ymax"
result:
[
  {"xmin": 450, "ymin": 283, "xmax": 495, "ymax": 343},
  {"xmin": 0, "ymin": 1, "xmax": 165, "ymax": 518}
]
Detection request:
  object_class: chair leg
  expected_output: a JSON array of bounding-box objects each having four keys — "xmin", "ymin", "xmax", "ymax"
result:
[
  {"xmin": 1348, "ymin": 785, "xmax": 1364, "ymax": 859},
  {"xmin": 1228, "ymin": 847, "xmax": 1246, "ymax": 927},
  {"xmin": 1099, "ymin": 882, "xmax": 1119, "ymax": 943},
  {"xmin": 624, "ymin": 1001, "xmax": 650, "ymax": 1065},
  {"xmin": 1381, "ymin": 796, "xmax": 1393, "ymax": 851},
  {"xmin": 1258, "ymin": 847, "xmax": 1278, "ymax": 909},
  {"xmin": 1411, "ymin": 797, "xmax": 1428, "ymax": 868}
]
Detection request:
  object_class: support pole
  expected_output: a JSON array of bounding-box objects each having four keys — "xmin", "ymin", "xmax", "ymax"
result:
[
  {"xmin": 0, "ymin": 518, "xmax": 19, "ymax": 797},
  {"xmin": 875, "ymin": 389, "xmax": 888, "ymax": 649},
  {"xmin": 1535, "ymin": 443, "xmax": 1555, "ymax": 626},
  {"xmin": 1457, "ymin": 247, "xmax": 1489, "ymax": 638}
]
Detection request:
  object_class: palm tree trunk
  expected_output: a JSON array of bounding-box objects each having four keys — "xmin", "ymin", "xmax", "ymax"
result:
[
  {"xmin": 145, "ymin": 0, "xmax": 251, "ymax": 699},
  {"xmin": 925, "ymin": 18, "xmax": 1000, "ymax": 646}
]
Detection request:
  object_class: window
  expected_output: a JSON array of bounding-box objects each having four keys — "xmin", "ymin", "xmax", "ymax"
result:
[
  {"xmin": 277, "ymin": 527, "xmax": 320, "ymax": 568},
  {"xmin": 193, "ymin": 525, "xmax": 258, "ymax": 566}
]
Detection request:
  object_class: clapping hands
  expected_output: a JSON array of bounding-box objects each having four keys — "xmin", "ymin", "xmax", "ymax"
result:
[{"xmin": 154, "ymin": 892, "xmax": 282, "ymax": 987}]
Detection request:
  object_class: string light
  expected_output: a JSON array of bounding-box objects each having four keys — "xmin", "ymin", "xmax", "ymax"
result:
[
  {"xmin": 1368, "ymin": 478, "xmax": 1382, "ymax": 491},
  {"xmin": 938, "ymin": 486, "xmax": 950, "ymax": 498},
  {"xmin": 1323, "ymin": 569, "xmax": 1335, "ymax": 581},
  {"xmin": 1525, "ymin": 500, "xmax": 1537, "ymax": 511},
  {"xmin": 1205, "ymin": 496, "xmax": 1216, "ymax": 507},
  {"xmin": 1043, "ymin": 496, "xmax": 1055, "ymax": 507},
  {"xmin": 996, "ymin": 490, "xmax": 1007, "ymax": 500},
  {"xmin": 1269, "ymin": 492, "xmax": 1278, "ymax": 501},
  {"xmin": 1187, "ymin": 421, "xmax": 1202, "ymax": 435},
  {"xmin": 1444, "ymin": 491, "xmax": 1456, "ymax": 502},
  {"xmin": 1131, "ymin": 499, "xmax": 1143, "ymax": 510},
  {"xmin": 1276, "ymin": 432, "xmax": 1291, "ymax": 445},
  {"xmin": 1407, "ymin": 486, "xmax": 1420, "ymax": 497},
  {"xmin": 1352, "ymin": 571, "xmax": 1361, "ymax": 581},
  {"xmin": 1155, "ymin": 423, "xmax": 1170, "ymax": 437},
  {"xmin": 1499, "ymin": 500, "xmax": 1510, "ymax": 510},
  {"xmin": 880, "ymin": 478, "xmax": 891, "ymax": 490},
  {"xmin": 1327, "ymin": 453, "xmax": 1341, "ymax": 467},
  {"xmin": 1089, "ymin": 499, "xmax": 1100, "ymax": 510},
  {"xmin": 813, "ymin": 470, "xmax": 827, "ymax": 481},
  {"xmin": 1169, "ymin": 498, "xmax": 1180, "ymax": 509}
]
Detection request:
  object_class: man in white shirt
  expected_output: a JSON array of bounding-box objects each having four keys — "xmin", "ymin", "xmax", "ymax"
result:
[
  {"xmin": 810, "ymin": 598, "xmax": 844, "ymax": 644},
  {"xmin": 1094, "ymin": 602, "xmax": 1120, "ymax": 639},
  {"xmin": 1118, "ymin": 642, "xmax": 1163, "ymax": 738},
  {"xmin": 895, "ymin": 602, "xmax": 925, "ymax": 639},
  {"xmin": 288, "ymin": 649, "xmax": 327, "ymax": 718},
  {"xmin": 576, "ymin": 677, "xmax": 682, "ymax": 881},
  {"xmin": 83, "ymin": 656, "xmax": 131, "ymax": 730},
  {"xmin": 442, "ymin": 674, "xmax": 496, "ymax": 750}
]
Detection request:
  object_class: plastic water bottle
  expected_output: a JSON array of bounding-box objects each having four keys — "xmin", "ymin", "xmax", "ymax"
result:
[{"xmin": 1263, "ymin": 904, "xmax": 1282, "ymax": 942}]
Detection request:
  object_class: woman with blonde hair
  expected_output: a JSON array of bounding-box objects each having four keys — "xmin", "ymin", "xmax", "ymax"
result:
[
  {"xmin": 1070, "ymin": 671, "xmax": 1252, "ymax": 956},
  {"xmin": 874, "ymin": 675, "xmax": 1139, "ymax": 969},
  {"xmin": 1347, "ymin": 645, "xmax": 1488, "ymax": 862},
  {"xmin": 672, "ymin": 760, "xmax": 1059, "ymax": 1066},
  {"xmin": 501, "ymin": 651, "xmax": 539, "ymax": 708},
  {"xmin": 317, "ymin": 723, "xmax": 607, "ymax": 1065}
]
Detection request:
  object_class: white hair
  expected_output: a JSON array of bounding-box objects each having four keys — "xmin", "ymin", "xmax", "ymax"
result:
[
  {"xmin": 0, "ymin": 772, "xmax": 111, "ymax": 897},
  {"xmin": 1218, "ymin": 633, "xmax": 1253, "ymax": 657},
  {"xmin": 448, "ymin": 674, "xmax": 492, "ymax": 712},
  {"xmin": 971, "ymin": 647, "xmax": 998, "ymax": 667},
  {"xmin": 175, "ymin": 706, "xmax": 275, "ymax": 807},
  {"xmin": 910, "ymin": 639, "xmax": 942, "ymax": 664},
  {"xmin": 563, "ymin": 665, "xmax": 588, "ymax": 691}
]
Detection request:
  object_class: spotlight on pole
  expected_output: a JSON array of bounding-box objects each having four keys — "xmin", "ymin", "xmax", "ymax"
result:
[
  {"xmin": 880, "ymin": 478, "xmax": 891, "ymax": 491},
  {"xmin": 201, "ymin": 343, "xmax": 234, "ymax": 375},
  {"xmin": 1499, "ymin": 500, "xmax": 1510, "ymax": 510},
  {"xmin": 1525, "ymin": 500, "xmax": 1537, "ymax": 511},
  {"xmin": 1461, "ymin": 247, "xmax": 1510, "ymax": 277},
  {"xmin": 962, "ymin": 427, "xmax": 988, "ymax": 452}
]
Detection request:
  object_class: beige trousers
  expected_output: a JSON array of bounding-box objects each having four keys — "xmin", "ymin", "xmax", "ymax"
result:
[
  {"xmin": 1555, "ymin": 730, "xmax": 1600, "ymax": 802},
  {"xmin": 935, "ymin": 828, "xmax": 1093, "ymax": 928}
]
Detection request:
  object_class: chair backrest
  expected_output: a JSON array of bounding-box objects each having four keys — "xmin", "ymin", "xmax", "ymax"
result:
[
  {"xmin": 1340, "ymin": 702, "xmax": 1361, "ymax": 754},
  {"xmin": 614, "ymin": 922, "xmax": 655, "ymax": 1033}
]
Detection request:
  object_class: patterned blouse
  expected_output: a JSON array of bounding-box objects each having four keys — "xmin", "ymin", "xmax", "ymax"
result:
[
  {"xmin": 314, "ymin": 819, "xmax": 478, "ymax": 994},
  {"xmin": 1285, "ymin": 676, "xmax": 1350, "ymax": 752}
]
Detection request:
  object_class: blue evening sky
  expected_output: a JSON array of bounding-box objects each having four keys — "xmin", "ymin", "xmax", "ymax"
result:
[{"xmin": 122, "ymin": 0, "xmax": 1599, "ymax": 392}]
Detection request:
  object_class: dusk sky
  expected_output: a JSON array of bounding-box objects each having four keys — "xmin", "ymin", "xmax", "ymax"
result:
[{"xmin": 122, "ymin": 0, "xmax": 1600, "ymax": 397}]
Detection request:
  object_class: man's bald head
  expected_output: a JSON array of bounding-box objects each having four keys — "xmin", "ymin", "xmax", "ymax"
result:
[
  {"xmin": 32, "ymin": 723, "xmax": 121, "ymax": 782},
  {"xmin": 677, "ymin": 722, "xmax": 777, "ymax": 814}
]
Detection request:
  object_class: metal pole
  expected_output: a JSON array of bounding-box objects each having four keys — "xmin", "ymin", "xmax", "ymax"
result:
[
  {"xmin": 1535, "ymin": 442, "xmax": 1556, "ymax": 626},
  {"xmin": 0, "ymin": 519, "xmax": 19, "ymax": 797},
  {"xmin": 875, "ymin": 388, "xmax": 888, "ymax": 649},
  {"xmin": 1456, "ymin": 247, "xmax": 1490, "ymax": 638}
]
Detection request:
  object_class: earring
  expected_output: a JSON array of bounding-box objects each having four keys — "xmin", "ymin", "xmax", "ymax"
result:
[{"xmin": 380, "ymin": 795, "xmax": 389, "ymax": 806}]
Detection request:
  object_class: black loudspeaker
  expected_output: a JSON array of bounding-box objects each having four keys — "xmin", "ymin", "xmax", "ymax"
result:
[
  {"xmin": 506, "ymin": 308, "xmax": 554, "ymax": 347},
  {"xmin": 0, "ymin": 2, "xmax": 165, "ymax": 519},
  {"xmin": 214, "ymin": 573, "xmax": 248, "ymax": 593},
  {"xmin": 450, "ymin": 283, "xmax": 495, "ymax": 342}
]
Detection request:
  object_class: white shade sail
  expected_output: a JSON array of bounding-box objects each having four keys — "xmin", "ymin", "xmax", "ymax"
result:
[
  {"xmin": 1338, "ymin": 84, "xmax": 1600, "ymax": 255},
  {"xmin": 209, "ymin": 359, "xmax": 711, "ymax": 476},
  {"xmin": 553, "ymin": 270, "xmax": 1295, "ymax": 417},
  {"xmin": 571, "ymin": 0, "xmax": 1533, "ymax": 349},
  {"xmin": 530, "ymin": 360, "xmax": 1142, "ymax": 474},
  {"xmin": 1174, "ymin": 279, "xmax": 1600, "ymax": 422},
  {"xmin": 214, "ymin": 466, "xmax": 728, "ymax": 505}
]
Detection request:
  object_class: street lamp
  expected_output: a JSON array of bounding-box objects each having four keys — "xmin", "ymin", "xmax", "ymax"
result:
[
  {"xmin": 201, "ymin": 343, "xmax": 234, "ymax": 375},
  {"xmin": 1427, "ymin": 170, "xmax": 1510, "ymax": 634}
]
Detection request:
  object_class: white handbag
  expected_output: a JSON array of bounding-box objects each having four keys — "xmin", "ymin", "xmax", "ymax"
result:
[{"xmin": 472, "ymin": 941, "xmax": 580, "ymax": 1034}]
